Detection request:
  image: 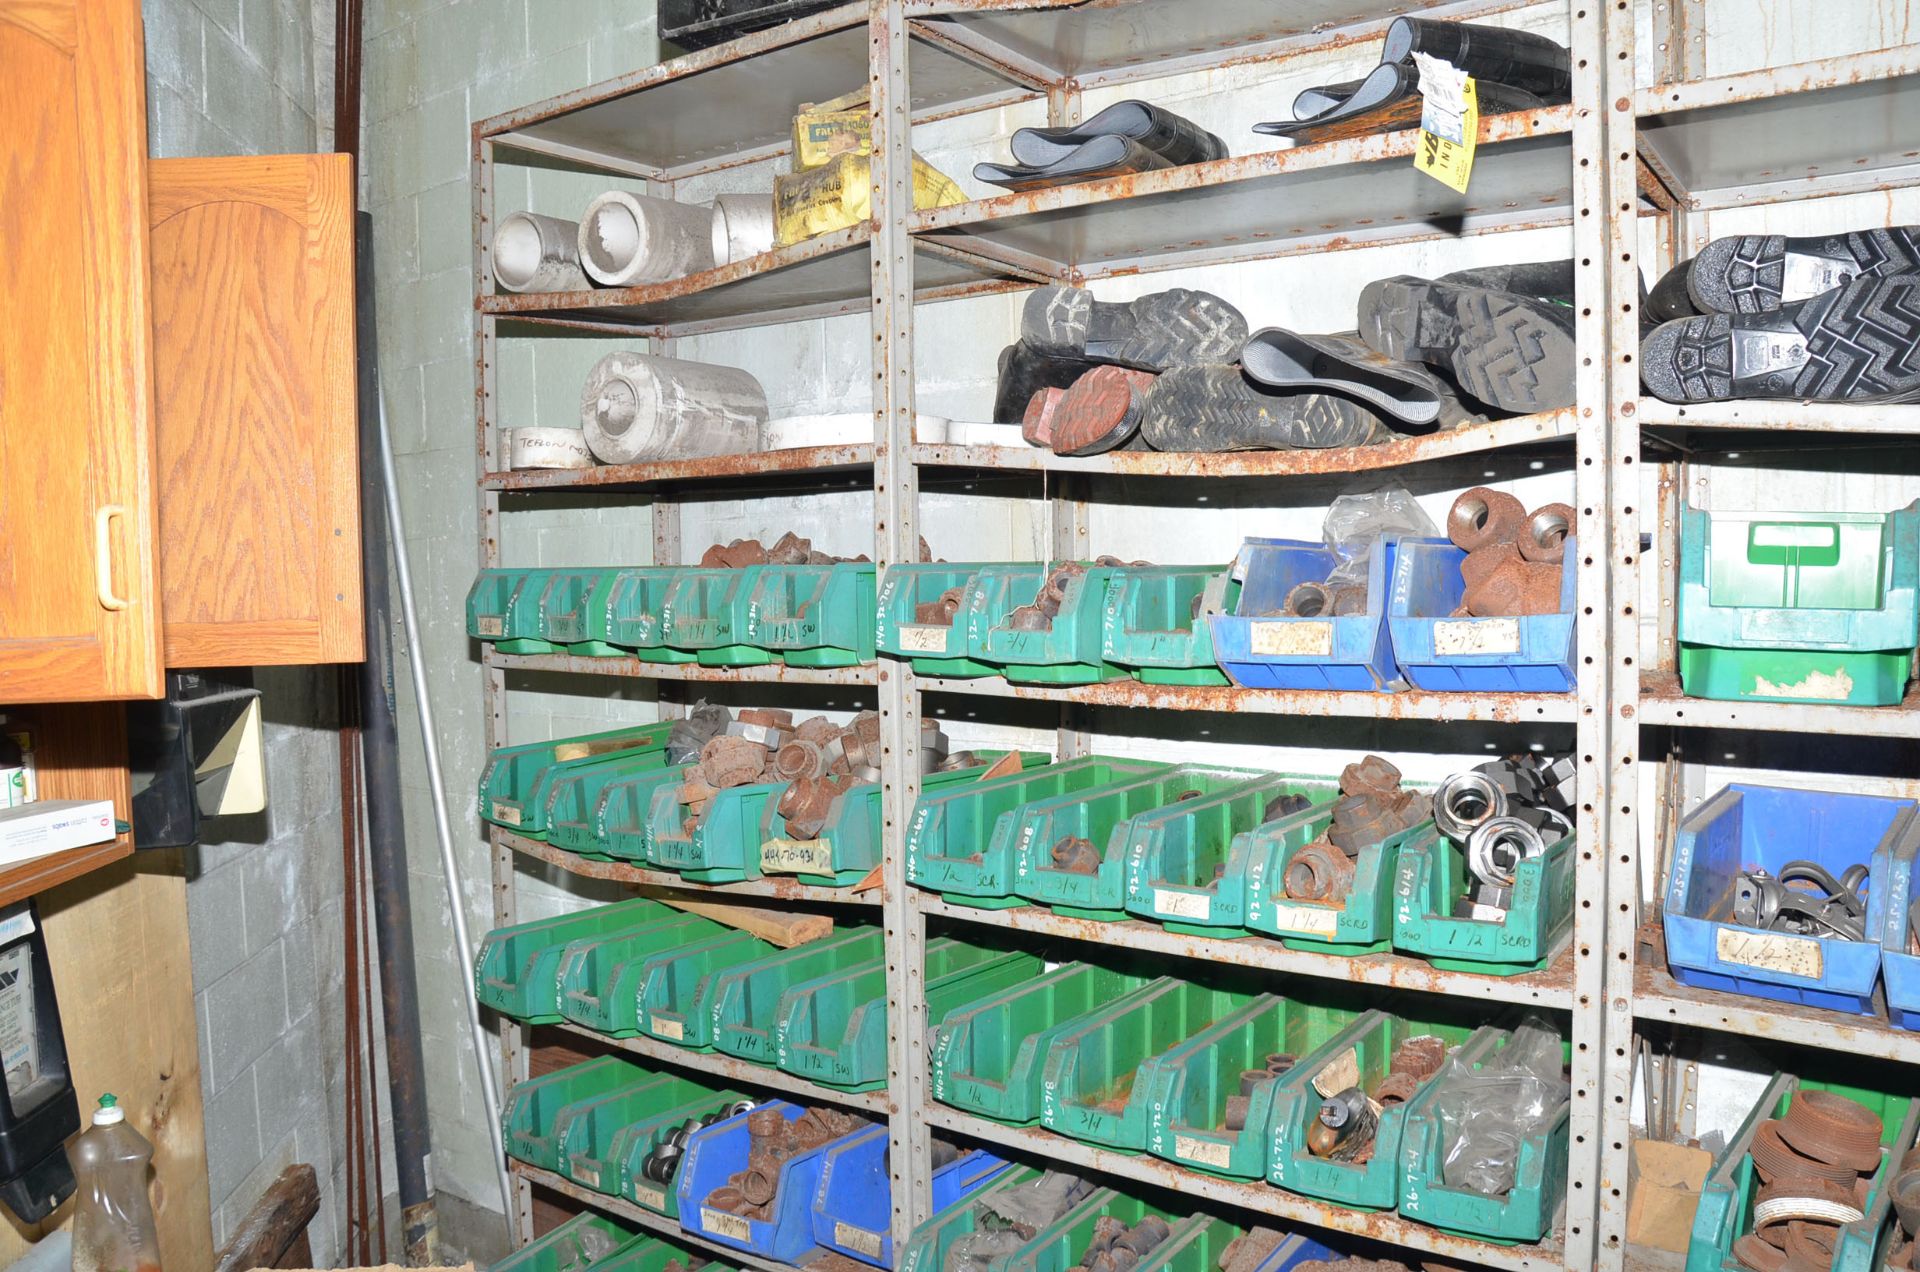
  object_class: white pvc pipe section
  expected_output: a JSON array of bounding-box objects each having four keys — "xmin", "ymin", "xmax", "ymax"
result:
[
  {"xmin": 576, "ymin": 190, "xmax": 715, "ymax": 286},
  {"xmin": 377, "ymin": 383, "xmax": 516, "ymax": 1220},
  {"xmin": 709, "ymin": 193, "xmax": 775, "ymax": 265},
  {"xmin": 491, "ymin": 211, "xmax": 590, "ymax": 293}
]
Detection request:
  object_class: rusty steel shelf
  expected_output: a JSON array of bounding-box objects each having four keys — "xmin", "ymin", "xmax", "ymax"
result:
[
  {"xmin": 550, "ymin": 1019, "xmax": 891, "ymax": 1115},
  {"xmin": 1638, "ymin": 398, "xmax": 1920, "ymax": 437},
  {"xmin": 912, "ymin": 107, "xmax": 1574, "ymax": 279},
  {"xmin": 1634, "ymin": 963, "xmax": 1920, "ymax": 1065},
  {"xmin": 485, "ymin": 445, "xmax": 876, "ymax": 493},
  {"xmin": 922, "ymin": 1106, "xmax": 1566, "ymax": 1272},
  {"xmin": 915, "ymin": 892, "xmax": 1574, "ymax": 1009},
  {"xmin": 1638, "ymin": 673, "xmax": 1920, "ymax": 738},
  {"xmin": 485, "ymin": 648, "xmax": 879, "ymax": 687},
  {"xmin": 917, "ymin": 676, "xmax": 1579, "ymax": 724},
  {"xmin": 496, "ymin": 829, "xmax": 883, "ymax": 906}
]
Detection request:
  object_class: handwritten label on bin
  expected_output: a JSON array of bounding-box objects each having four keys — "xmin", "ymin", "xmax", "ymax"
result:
[
  {"xmin": 1269, "ymin": 901, "xmax": 1340, "ymax": 936},
  {"xmin": 835, "ymin": 1223, "xmax": 885, "ymax": 1259},
  {"xmin": 763, "ymin": 837, "xmax": 834, "ymax": 875},
  {"xmin": 897, "ymin": 626, "xmax": 949, "ymax": 654},
  {"xmin": 1154, "ymin": 888, "xmax": 1212, "ymax": 921},
  {"xmin": 703, "ymin": 1209, "xmax": 753, "ymax": 1242},
  {"xmin": 477, "ymin": 616, "xmax": 504, "ymax": 637},
  {"xmin": 1717, "ymin": 927, "xmax": 1823, "ymax": 980},
  {"xmin": 490, "ymin": 801, "xmax": 522, "ymax": 826},
  {"xmin": 1433, "ymin": 617, "xmax": 1520, "ymax": 656},
  {"xmin": 652, "ymin": 1018, "xmax": 685, "ymax": 1041},
  {"xmin": 1174, "ymin": 1135, "xmax": 1233, "ymax": 1169},
  {"xmin": 1250, "ymin": 621, "xmax": 1333, "ymax": 657},
  {"xmin": 632, "ymin": 1185, "xmax": 667, "ymax": 1211}
]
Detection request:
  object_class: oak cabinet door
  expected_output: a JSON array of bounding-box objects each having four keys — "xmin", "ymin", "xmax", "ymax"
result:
[
  {"xmin": 0, "ymin": 0, "xmax": 164, "ymax": 700},
  {"xmin": 149, "ymin": 154, "xmax": 364, "ymax": 666}
]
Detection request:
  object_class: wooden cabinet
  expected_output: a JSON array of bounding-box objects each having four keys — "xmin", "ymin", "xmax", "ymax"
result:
[
  {"xmin": 0, "ymin": 0, "xmax": 164, "ymax": 702},
  {"xmin": 149, "ymin": 154, "xmax": 364, "ymax": 667}
]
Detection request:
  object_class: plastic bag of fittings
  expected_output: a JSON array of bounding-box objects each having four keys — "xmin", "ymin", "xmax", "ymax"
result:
[
  {"xmin": 944, "ymin": 1172, "xmax": 1095, "ymax": 1272},
  {"xmin": 667, "ymin": 703, "xmax": 732, "ymax": 764},
  {"xmin": 1429, "ymin": 1014, "xmax": 1568, "ymax": 1197},
  {"xmin": 1321, "ymin": 487, "xmax": 1440, "ymax": 590}
]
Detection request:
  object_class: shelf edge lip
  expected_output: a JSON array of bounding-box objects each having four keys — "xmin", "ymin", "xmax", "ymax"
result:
[
  {"xmin": 1637, "ymin": 673, "xmax": 1920, "ymax": 736},
  {"xmin": 485, "ymin": 649, "xmax": 880, "ymax": 686},
  {"xmin": 1637, "ymin": 397, "xmax": 1920, "ymax": 436},
  {"xmin": 544, "ymin": 1019, "xmax": 891, "ymax": 1112},
  {"xmin": 483, "ymin": 445, "xmax": 877, "ymax": 492},
  {"xmin": 915, "ymin": 676, "xmax": 1580, "ymax": 723},
  {"xmin": 1635, "ymin": 43, "xmax": 1920, "ymax": 119},
  {"xmin": 495, "ymin": 827, "xmax": 883, "ymax": 906},
  {"xmin": 1633, "ymin": 964, "xmax": 1920, "ymax": 1064}
]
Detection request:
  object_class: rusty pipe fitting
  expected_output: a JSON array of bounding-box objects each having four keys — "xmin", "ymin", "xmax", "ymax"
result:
[
  {"xmin": 1282, "ymin": 580, "xmax": 1335, "ymax": 618},
  {"xmin": 1283, "ymin": 840, "xmax": 1355, "ymax": 902},
  {"xmin": 1519, "ymin": 502, "xmax": 1574, "ymax": 564},
  {"xmin": 1447, "ymin": 487, "xmax": 1527, "ymax": 552},
  {"xmin": 1340, "ymin": 754, "xmax": 1402, "ymax": 799}
]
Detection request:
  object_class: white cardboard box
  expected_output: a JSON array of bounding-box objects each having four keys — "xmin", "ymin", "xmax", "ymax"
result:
[{"xmin": 0, "ymin": 799, "xmax": 116, "ymax": 865}]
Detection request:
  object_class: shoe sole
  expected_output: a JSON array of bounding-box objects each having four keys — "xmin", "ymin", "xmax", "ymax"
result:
[
  {"xmin": 1139, "ymin": 365, "xmax": 1383, "ymax": 451},
  {"xmin": 1358, "ymin": 277, "xmax": 1576, "ymax": 413},
  {"xmin": 1049, "ymin": 366, "xmax": 1156, "ymax": 455},
  {"xmin": 1643, "ymin": 275, "xmax": 1920, "ymax": 403},
  {"xmin": 1023, "ymin": 286, "xmax": 1248, "ymax": 371},
  {"xmin": 1688, "ymin": 228, "xmax": 1920, "ymax": 315}
]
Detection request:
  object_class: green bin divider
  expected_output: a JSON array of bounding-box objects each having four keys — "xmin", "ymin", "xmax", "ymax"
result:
[
  {"xmin": 930, "ymin": 961, "xmax": 1157, "ymax": 1125},
  {"xmin": 591, "ymin": 567, "xmax": 697, "ymax": 664},
  {"xmin": 1396, "ymin": 1026, "xmax": 1572, "ymax": 1243},
  {"xmin": 612, "ymin": 1089, "xmax": 752, "ymax": 1219},
  {"xmin": 1266, "ymin": 1007, "xmax": 1480, "ymax": 1206},
  {"xmin": 1141, "ymin": 991, "xmax": 1361, "ymax": 1180},
  {"xmin": 537, "ymin": 569, "xmax": 620, "ymax": 655},
  {"xmin": 663, "ymin": 567, "xmax": 770, "ymax": 666},
  {"xmin": 593, "ymin": 762, "xmax": 698, "ymax": 863},
  {"xmin": 707, "ymin": 927, "xmax": 885, "ymax": 1064},
  {"xmin": 556, "ymin": 1071, "xmax": 710, "ymax": 1192},
  {"xmin": 1040, "ymin": 976, "xmax": 1257, "ymax": 1150},
  {"xmin": 746, "ymin": 562, "xmax": 877, "ymax": 667},
  {"xmin": 1131, "ymin": 1215, "xmax": 1242, "ymax": 1272},
  {"xmin": 548, "ymin": 757, "xmax": 692, "ymax": 858},
  {"xmin": 967, "ymin": 563, "xmax": 1127, "ymax": 684},
  {"xmin": 556, "ymin": 913, "xmax": 728, "ymax": 1036},
  {"xmin": 475, "ymin": 898, "xmax": 669, "ymax": 1022},
  {"xmin": 1121, "ymin": 775, "xmax": 1336, "ymax": 934},
  {"xmin": 995, "ymin": 1186, "xmax": 1176, "ymax": 1272},
  {"xmin": 1391, "ymin": 823, "xmax": 1575, "ymax": 974},
  {"xmin": 479, "ymin": 724, "xmax": 674, "ymax": 837},
  {"xmin": 905, "ymin": 757, "xmax": 1167, "ymax": 906},
  {"xmin": 1101, "ymin": 566, "xmax": 1237, "ymax": 686},
  {"xmin": 1243, "ymin": 809, "xmax": 1424, "ymax": 955},
  {"xmin": 877, "ymin": 564, "xmax": 999, "ymax": 677},
  {"xmin": 503, "ymin": 1056, "xmax": 648, "ymax": 1172},
  {"xmin": 896, "ymin": 1165, "xmax": 1046, "ymax": 1272},
  {"xmin": 637, "ymin": 930, "xmax": 780, "ymax": 1049},
  {"xmin": 489, "ymin": 1211, "xmax": 638, "ymax": 1272},
  {"xmin": 467, "ymin": 568, "xmax": 555, "ymax": 653},
  {"xmin": 649, "ymin": 776, "xmax": 785, "ymax": 882},
  {"xmin": 1014, "ymin": 766, "xmax": 1265, "ymax": 921}
]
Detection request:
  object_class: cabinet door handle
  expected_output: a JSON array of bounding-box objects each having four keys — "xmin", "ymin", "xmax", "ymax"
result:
[{"xmin": 94, "ymin": 504, "xmax": 130, "ymax": 611}]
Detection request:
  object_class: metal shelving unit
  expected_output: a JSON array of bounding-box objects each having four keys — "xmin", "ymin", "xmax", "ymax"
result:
[{"xmin": 470, "ymin": 5, "xmax": 1920, "ymax": 1270}]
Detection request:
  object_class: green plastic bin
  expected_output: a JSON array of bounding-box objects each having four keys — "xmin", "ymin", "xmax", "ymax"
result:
[
  {"xmin": 1013, "ymin": 765, "xmax": 1264, "ymax": 921},
  {"xmin": 746, "ymin": 563, "xmax": 876, "ymax": 667},
  {"xmin": 612, "ymin": 1089, "xmax": 752, "ymax": 1218},
  {"xmin": 1678, "ymin": 500, "xmax": 1920, "ymax": 707},
  {"xmin": 929, "ymin": 961, "xmax": 1156, "ymax": 1125},
  {"xmin": 1397, "ymin": 1026, "xmax": 1571, "ymax": 1243},
  {"xmin": 1267, "ymin": 1008, "xmax": 1478, "ymax": 1207},
  {"xmin": 1122, "ymin": 775, "xmax": 1335, "ymax": 935},
  {"xmin": 1683, "ymin": 1071, "xmax": 1919, "ymax": 1272},
  {"xmin": 489, "ymin": 1212, "xmax": 636, "ymax": 1272},
  {"xmin": 593, "ymin": 762, "xmax": 698, "ymax": 863},
  {"xmin": 996, "ymin": 1186, "xmax": 1175, "ymax": 1272},
  {"xmin": 503, "ymin": 1056, "xmax": 648, "ymax": 1172},
  {"xmin": 536, "ymin": 569, "xmax": 619, "ymax": 656},
  {"xmin": 467, "ymin": 568, "xmax": 551, "ymax": 653},
  {"xmin": 1391, "ymin": 823, "xmax": 1576, "ymax": 974},
  {"xmin": 905, "ymin": 757, "xmax": 1166, "ymax": 907},
  {"xmin": 590, "ymin": 567, "xmax": 696, "ymax": 664},
  {"xmin": 556, "ymin": 913, "xmax": 728, "ymax": 1036},
  {"xmin": 475, "ymin": 898, "xmax": 668, "ymax": 1023},
  {"xmin": 1141, "ymin": 992, "xmax": 1359, "ymax": 1179},
  {"xmin": 593, "ymin": 1236, "xmax": 738, "ymax": 1272},
  {"xmin": 896, "ymin": 1165, "xmax": 1045, "ymax": 1272},
  {"xmin": 636, "ymin": 929, "xmax": 780, "ymax": 1049},
  {"xmin": 663, "ymin": 567, "xmax": 768, "ymax": 666},
  {"xmin": 707, "ymin": 926, "xmax": 884, "ymax": 1064},
  {"xmin": 1040, "ymin": 975, "xmax": 1256, "ymax": 1150},
  {"xmin": 478, "ymin": 724, "xmax": 674, "ymax": 837},
  {"xmin": 968, "ymin": 563, "xmax": 1125, "ymax": 684},
  {"xmin": 1243, "ymin": 807, "xmax": 1426, "ymax": 956},
  {"xmin": 1101, "ymin": 566, "xmax": 1237, "ymax": 686},
  {"xmin": 1132, "ymin": 1216, "xmax": 1241, "ymax": 1272},
  {"xmin": 876, "ymin": 563, "xmax": 998, "ymax": 677},
  {"xmin": 776, "ymin": 941, "xmax": 1040, "ymax": 1090},
  {"xmin": 556, "ymin": 1070, "xmax": 710, "ymax": 1192},
  {"xmin": 547, "ymin": 758, "xmax": 693, "ymax": 859},
  {"xmin": 648, "ymin": 776, "xmax": 785, "ymax": 882}
]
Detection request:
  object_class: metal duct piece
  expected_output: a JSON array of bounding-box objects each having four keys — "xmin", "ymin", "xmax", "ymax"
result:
[
  {"xmin": 579, "ymin": 351, "xmax": 768, "ymax": 465},
  {"xmin": 491, "ymin": 211, "xmax": 590, "ymax": 293},
  {"xmin": 711, "ymin": 193, "xmax": 776, "ymax": 265},
  {"xmin": 577, "ymin": 190, "xmax": 716, "ymax": 286}
]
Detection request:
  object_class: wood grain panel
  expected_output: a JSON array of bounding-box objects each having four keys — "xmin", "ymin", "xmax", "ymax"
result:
[
  {"xmin": 0, "ymin": 0, "xmax": 163, "ymax": 701},
  {"xmin": 149, "ymin": 153, "xmax": 364, "ymax": 667}
]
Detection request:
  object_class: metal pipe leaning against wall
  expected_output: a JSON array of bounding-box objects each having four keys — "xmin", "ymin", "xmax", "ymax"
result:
[
  {"xmin": 579, "ymin": 350, "xmax": 769, "ymax": 465},
  {"xmin": 576, "ymin": 190, "xmax": 716, "ymax": 285}
]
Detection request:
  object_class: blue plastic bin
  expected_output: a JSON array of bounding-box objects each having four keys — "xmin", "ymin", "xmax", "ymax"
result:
[
  {"xmin": 1664, "ymin": 783, "xmax": 1913, "ymax": 1015},
  {"xmin": 1387, "ymin": 536, "xmax": 1577, "ymax": 693},
  {"xmin": 1880, "ymin": 810, "xmax": 1920, "ymax": 1029},
  {"xmin": 677, "ymin": 1101, "xmax": 861, "ymax": 1263},
  {"xmin": 1209, "ymin": 537, "xmax": 1399, "ymax": 691},
  {"xmin": 811, "ymin": 1125, "xmax": 1010, "ymax": 1268}
]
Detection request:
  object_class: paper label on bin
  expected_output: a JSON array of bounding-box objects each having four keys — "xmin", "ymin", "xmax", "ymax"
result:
[
  {"xmin": 633, "ymin": 1185, "xmax": 666, "ymax": 1211},
  {"xmin": 477, "ymin": 616, "xmax": 504, "ymax": 637},
  {"xmin": 653, "ymin": 1018, "xmax": 685, "ymax": 1041},
  {"xmin": 897, "ymin": 625, "xmax": 948, "ymax": 654},
  {"xmin": 1313, "ymin": 1046, "xmax": 1362, "ymax": 1098},
  {"xmin": 703, "ymin": 1209, "xmax": 753, "ymax": 1241},
  {"xmin": 1716, "ymin": 927, "xmax": 1823, "ymax": 980},
  {"xmin": 1174, "ymin": 1135, "xmax": 1233, "ymax": 1169},
  {"xmin": 763, "ymin": 837, "xmax": 834, "ymax": 875},
  {"xmin": 1269, "ymin": 901, "xmax": 1340, "ymax": 936},
  {"xmin": 835, "ymin": 1222, "xmax": 886, "ymax": 1259},
  {"xmin": 491, "ymin": 801, "xmax": 522, "ymax": 826},
  {"xmin": 1154, "ymin": 889, "xmax": 1211, "ymax": 921},
  {"xmin": 569, "ymin": 1163, "xmax": 600, "ymax": 1189},
  {"xmin": 1433, "ymin": 617, "xmax": 1520, "ymax": 656},
  {"xmin": 1249, "ymin": 621, "xmax": 1332, "ymax": 657}
]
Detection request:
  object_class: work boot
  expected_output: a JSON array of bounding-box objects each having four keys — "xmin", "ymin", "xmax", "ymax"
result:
[
  {"xmin": 976, "ymin": 100, "xmax": 1226, "ymax": 190},
  {"xmin": 1239, "ymin": 329, "xmax": 1446, "ymax": 425},
  {"xmin": 1379, "ymin": 16, "xmax": 1571, "ymax": 100},
  {"xmin": 1047, "ymin": 366, "xmax": 1156, "ymax": 456},
  {"xmin": 992, "ymin": 340, "xmax": 1103, "ymax": 423},
  {"xmin": 1649, "ymin": 227, "xmax": 1920, "ymax": 316},
  {"xmin": 1356, "ymin": 265, "xmax": 1577, "ymax": 413},
  {"xmin": 1023, "ymin": 285, "xmax": 1249, "ymax": 371},
  {"xmin": 1136, "ymin": 365, "xmax": 1387, "ymax": 451}
]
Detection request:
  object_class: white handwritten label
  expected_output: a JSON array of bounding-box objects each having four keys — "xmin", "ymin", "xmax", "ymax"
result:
[
  {"xmin": 491, "ymin": 801, "xmax": 522, "ymax": 826},
  {"xmin": 569, "ymin": 1162, "xmax": 600, "ymax": 1189},
  {"xmin": 1154, "ymin": 889, "xmax": 1212, "ymax": 921},
  {"xmin": 653, "ymin": 1018, "xmax": 685, "ymax": 1041},
  {"xmin": 703, "ymin": 1209, "xmax": 753, "ymax": 1241},
  {"xmin": 1716, "ymin": 926, "xmax": 1823, "ymax": 980},
  {"xmin": 1269, "ymin": 901, "xmax": 1340, "ymax": 936},
  {"xmin": 1175, "ymin": 1135, "xmax": 1233, "ymax": 1168},
  {"xmin": 835, "ymin": 1223, "xmax": 885, "ymax": 1259},
  {"xmin": 763, "ymin": 837, "xmax": 835, "ymax": 875},
  {"xmin": 632, "ymin": 1185, "xmax": 666, "ymax": 1211},
  {"xmin": 1314, "ymin": 1046, "xmax": 1362, "ymax": 1098},
  {"xmin": 897, "ymin": 626, "xmax": 949, "ymax": 654},
  {"xmin": 478, "ymin": 616, "xmax": 504, "ymax": 637},
  {"xmin": 1433, "ymin": 617, "xmax": 1521, "ymax": 656},
  {"xmin": 1250, "ymin": 621, "xmax": 1333, "ymax": 657}
]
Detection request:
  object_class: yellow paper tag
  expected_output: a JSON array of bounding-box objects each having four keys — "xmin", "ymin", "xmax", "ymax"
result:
[
  {"xmin": 1416, "ymin": 76, "xmax": 1478, "ymax": 193},
  {"xmin": 763, "ymin": 837, "xmax": 835, "ymax": 875}
]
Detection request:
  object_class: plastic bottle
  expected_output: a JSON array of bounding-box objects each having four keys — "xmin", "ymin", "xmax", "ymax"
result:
[{"xmin": 69, "ymin": 1094, "xmax": 162, "ymax": 1272}]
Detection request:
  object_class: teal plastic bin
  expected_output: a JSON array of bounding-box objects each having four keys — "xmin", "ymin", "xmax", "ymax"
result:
[
  {"xmin": 746, "ymin": 563, "xmax": 876, "ymax": 667},
  {"xmin": 489, "ymin": 1212, "xmax": 636, "ymax": 1272},
  {"xmin": 475, "ymin": 898, "xmax": 668, "ymax": 1022},
  {"xmin": 1122, "ymin": 775, "xmax": 1336, "ymax": 935},
  {"xmin": 1132, "ymin": 1216, "xmax": 1241, "ymax": 1272},
  {"xmin": 1391, "ymin": 823, "xmax": 1575, "ymax": 974},
  {"xmin": 896, "ymin": 1165, "xmax": 1046, "ymax": 1272},
  {"xmin": 556, "ymin": 913, "xmax": 728, "ymax": 1036},
  {"xmin": 995, "ymin": 1186, "xmax": 1175, "ymax": 1272},
  {"xmin": 967, "ymin": 563, "xmax": 1125, "ymax": 684},
  {"xmin": 547, "ymin": 758, "xmax": 693, "ymax": 859},
  {"xmin": 536, "ymin": 569, "xmax": 619, "ymax": 655},
  {"xmin": 905, "ymin": 757, "xmax": 1166, "ymax": 906},
  {"xmin": 612, "ymin": 1088, "xmax": 752, "ymax": 1218},
  {"xmin": 503, "ymin": 1056, "xmax": 649, "ymax": 1172},
  {"xmin": 708, "ymin": 927, "xmax": 885, "ymax": 1064},
  {"xmin": 1140, "ymin": 992, "xmax": 1358, "ymax": 1179},
  {"xmin": 876, "ymin": 563, "xmax": 998, "ymax": 677},
  {"xmin": 594, "ymin": 1236, "xmax": 738, "ymax": 1272},
  {"xmin": 1101, "ymin": 566, "xmax": 1236, "ymax": 686},
  {"xmin": 594, "ymin": 762, "xmax": 698, "ymax": 863},
  {"xmin": 556, "ymin": 1070, "xmax": 710, "ymax": 1193},
  {"xmin": 663, "ymin": 567, "xmax": 768, "ymax": 666},
  {"xmin": 1678, "ymin": 500, "xmax": 1920, "ymax": 706},
  {"xmin": 478, "ymin": 724, "xmax": 674, "ymax": 837},
  {"xmin": 591, "ymin": 567, "xmax": 696, "ymax": 664},
  {"xmin": 648, "ymin": 775, "xmax": 786, "ymax": 882},
  {"xmin": 1243, "ymin": 806, "xmax": 1425, "ymax": 956},
  {"xmin": 930, "ymin": 960, "xmax": 1155, "ymax": 1125},
  {"xmin": 636, "ymin": 929, "xmax": 780, "ymax": 1049},
  {"xmin": 467, "ymin": 568, "xmax": 550, "ymax": 652}
]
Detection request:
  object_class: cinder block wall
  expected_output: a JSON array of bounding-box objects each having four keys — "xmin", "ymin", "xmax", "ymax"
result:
[{"xmin": 140, "ymin": 0, "xmax": 359, "ymax": 1261}]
